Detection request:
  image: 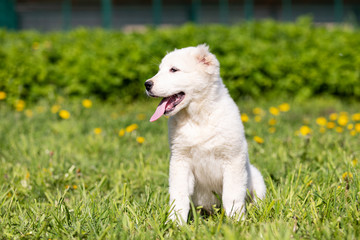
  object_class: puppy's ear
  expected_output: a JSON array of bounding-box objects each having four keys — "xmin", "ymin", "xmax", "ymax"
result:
[{"xmin": 195, "ymin": 44, "xmax": 219, "ymax": 75}]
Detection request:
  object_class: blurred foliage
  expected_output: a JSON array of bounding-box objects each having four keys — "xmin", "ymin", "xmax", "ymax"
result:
[{"xmin": 0, "ymin": 17, "xmax": 359, "ymax": 103}]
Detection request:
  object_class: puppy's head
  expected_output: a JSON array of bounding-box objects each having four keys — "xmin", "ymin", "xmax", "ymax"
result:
[{"xmin": 145, "ymin": 44, "xmax": 220, "ymax": 122}]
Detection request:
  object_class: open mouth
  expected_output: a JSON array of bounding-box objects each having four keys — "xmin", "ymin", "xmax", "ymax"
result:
[
  {"xmin": 163, "ymin": 92, "xmax": 185, "ymax": 114},
  {"xmin": 150, "ymin": 92, "xmax": 185, "ymax": 122}
]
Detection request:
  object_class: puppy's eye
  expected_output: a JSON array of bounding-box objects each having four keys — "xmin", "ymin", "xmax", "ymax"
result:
[{"xmin": 170, "ymin": 67, "xmax": 179, "ymax": 73}]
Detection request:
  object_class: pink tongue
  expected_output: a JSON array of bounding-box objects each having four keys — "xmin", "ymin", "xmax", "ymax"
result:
[{"xmin": 150, "ymin": 98, "xmax": 169, "ymax": 122}]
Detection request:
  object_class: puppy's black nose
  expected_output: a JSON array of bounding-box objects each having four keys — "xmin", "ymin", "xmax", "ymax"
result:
[{"xmin": 145, "ymin": 80, "xmax": 153, "ymax": 91}]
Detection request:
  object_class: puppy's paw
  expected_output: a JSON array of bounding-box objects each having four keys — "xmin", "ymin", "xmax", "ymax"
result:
[
  {"xmin": 225, "ymin": 205, "xmax": 246, "ymax": 221},
  {"xmin": 167, "ymin": 211, "xmax": 187, "ymax": 225}
]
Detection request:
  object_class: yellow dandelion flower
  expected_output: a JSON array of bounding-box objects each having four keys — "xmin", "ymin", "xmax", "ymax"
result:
[
  {"xmin": 268, "ymin": 118, "xmax": 276, "ymax": 125},
  {"xmin": 337, "ymin": 115, "xmax": 348, "ymax": 126},
  {"xmin": 327, "ymin": 122, "xmax": 336, "ymax": 129},
  {"xmin": 347, "ymin": 124, "xmax": 354, "ymax": 130},
  {"xmin": 111, "ymin": 112, "xmax": 118, "ymax": 119},
  {"xmin": 126, "ymin": 124, "xmax": 138, "ymax": 133},
  {"xmin": 319, "ymin": 127, "xmax": 326, "ymax": 133},
  {"xmin": 136, "ymin": 113, "xmax": 146, "ymax": 120},
  {"xmin": 59, "ymin": 110, "xmax": 70, "ymax": 119},
  {"xmin": 329, "ymin": 113, "xmax": 338, "ymax": 121},
  {"xmin": 269, "ymin": 107, "xmax": 279, "ymax": 116},
  {"xmin": 65, "ymin": 185, "xmax": 70, "ymax": 189},
  {"xmin": 352, "ymin": 159, "xmax": 357, "ymax": 167},
  {"xmin": 306, "ymin": 180, "xmax": 313, "ymax": 187},
  {"xmin": 25, "ymin": 172, "xmax": 30, "ymax": 180},
  {"xmin": 82, "ymin": 99, "xmax": 92, "ymax": 108},
  {"xmin": 253, "ymin": 136, "xmax": 264, "ymax": 144},
  {"xmin": 335, "ymin": 127, "xmax": 343, "ymax": 133},
  {"xmin": 316, "ymin": 117, "xmax": 327, "ymax": 126},
  {"xmin": 0, "ymin": 91, "xmax": 6, "ymax": 100},
  {"xmin": 32, "ymin": 42, "xmax": 39, "ymax": 50},
  {"xmin": 253, "ymin": 107, "xmax": 263, "ymax": 115},
  {"xmin": 303, "ymin": 118, "xmax": 310, "ymax": 125},
  {"xmin": 337, "ymin": 185, "xmax": 341, "ymax": 189},
  {"xmin": 25, "ymin": 109, "xmax": 33, "ymax": 118},
  {"xmin": 36, "ymin": 106, "xmax": 45, "ymax": 113},
  {"xmin": 57, "ymin": 96, "xmax": 65, "ymax": 104},
  {"xmin": 268, "ymin": 127, "xmax": 276, "ymax": 133},
  {"xmin": 352, "ymin": 113, "xmax": 360, "ymax": 121},
  {"xmin": 51, "ymin": 105, "xmax": 61, "ymax": 114},
  {"xmin": 119, "ymin": 128, "xmax": 125, "ymax": 137},
  {"xmin": 44, "ymin": 41, "xmax": 51, "ymax": 48},
  {"xmin": 72, "ymin": 185, "xmax": 78, "ymax": 190},
  {"xmin": 15, "ymin": 100, "xmax": 25, "ymax": 112},
  {"xmin": 94, "ymin": 128, "xmax": 102, "ymax": 135},
  {"xmin": 136, "ymin": 136, "xmax": 145, "ymax": 144},
  {"xmin": 278, "ymin": 103, "xmax": 290, "ymax": 112},
  {"xmin": 241, "ymin": 113, "xmax": 249, "ymax": 123},
  {"xmin": 355, "ymin": 123, "xmax": 360, "ymax": 132},
  {"xmin": 254, "ymin": 116, "xmax": 262, "ymax": 122},
  {"xmin": 342, "ymin": 172, "xmax": 353, "ymax": 181},
  {"xmin": 350, "ymin": 130, "xmax": 356, "ymax": 136},
  {"xmin": 299, "ymin": 126, "xmax": 312, "ymax": 136}
]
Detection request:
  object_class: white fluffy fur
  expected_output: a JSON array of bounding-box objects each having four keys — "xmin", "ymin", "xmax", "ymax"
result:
[{"xmin": 146, "ymin": 44, "xmax": 266, "ymax": 224}]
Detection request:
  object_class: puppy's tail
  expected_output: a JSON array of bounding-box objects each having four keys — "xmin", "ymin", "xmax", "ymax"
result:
[{"xmin": 248, "ymin": 164, "xmax": 266, "ymax": 201}]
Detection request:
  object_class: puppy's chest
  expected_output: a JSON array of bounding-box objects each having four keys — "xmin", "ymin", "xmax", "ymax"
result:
[
  {"xmin": 171, "ymin": 120, "xmax": 220, "ymax": 147},
  {"xmin": 189, "ymin": 146, "xmax": 224, "ymax": 183},
  {"xmin": 171, "ymin": 124, "xmax": 227, "ymax": 188}
]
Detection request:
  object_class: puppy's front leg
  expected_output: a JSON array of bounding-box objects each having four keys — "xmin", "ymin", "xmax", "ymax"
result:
[
  {"xmin": 168, "ymin": 156, "xmax": 194, "ymax": 224},
  {"xmin": 222, "ymin": 160, "xmax": 248, "ymax": 220}
]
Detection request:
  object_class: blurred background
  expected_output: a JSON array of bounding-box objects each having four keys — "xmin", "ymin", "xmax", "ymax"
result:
[
  {"xmin": 1, "ymin": 0, "xmax": 360, "ymax": 31},
  {"xmin": 1, "ymin": 1, "xmax": 359, "ymax": 103}
]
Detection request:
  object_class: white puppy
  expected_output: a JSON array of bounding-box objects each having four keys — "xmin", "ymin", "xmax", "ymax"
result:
[{"xmin": 145, "ymin": 44, "xmax": 266, "ymax": 224}]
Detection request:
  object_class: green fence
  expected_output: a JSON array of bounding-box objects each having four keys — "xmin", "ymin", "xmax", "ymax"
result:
[
  {"xmin": 0, "ymin": 0, "xmax": 17, "ymax": 29},
  {"xmin": 0, "ymin": 0, "xmax": 355, "ymax": 30}
]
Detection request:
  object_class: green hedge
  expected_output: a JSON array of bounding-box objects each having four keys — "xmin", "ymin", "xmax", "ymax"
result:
[{"xmin": 1, "ymin": 17, "xmax": 359, "ymax": 103}]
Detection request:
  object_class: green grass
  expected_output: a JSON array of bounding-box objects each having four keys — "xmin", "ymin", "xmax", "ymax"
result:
[{"xmin": 0, "ymin": 97, "xmax": 359, "ymax": 239}]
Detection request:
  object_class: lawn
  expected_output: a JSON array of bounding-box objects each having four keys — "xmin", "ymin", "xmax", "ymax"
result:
[{"xmin": 0, "ymin": 97, "xmax": 359, "ymax": 239}]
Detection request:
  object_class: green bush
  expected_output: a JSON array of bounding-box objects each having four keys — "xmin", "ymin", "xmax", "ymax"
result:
[{"xmin": 0, "ymin": 17, "xmax": 359, "ymax": 103}]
